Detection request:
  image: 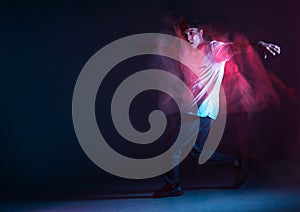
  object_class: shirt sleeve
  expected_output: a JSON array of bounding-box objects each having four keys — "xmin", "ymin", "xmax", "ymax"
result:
[{"xmin": 210, "ymin": 41, "xmax": 234, "ymax": 62}]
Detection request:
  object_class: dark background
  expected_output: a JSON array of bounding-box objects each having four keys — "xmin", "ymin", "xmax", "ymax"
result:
[{"xmin": 1, "ymin": 0, "xmax": 300, "ymax": 197}]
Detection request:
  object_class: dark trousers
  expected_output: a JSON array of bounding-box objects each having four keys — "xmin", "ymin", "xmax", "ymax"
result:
[{"xmin": 164, "ymin": 114, "xmax": 235, "ymax": 185}]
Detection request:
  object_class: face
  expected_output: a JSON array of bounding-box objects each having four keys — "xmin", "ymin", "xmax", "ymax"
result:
[{"xmin": 184, "ymin": 28, "xmax": 204, "ymax": 49}]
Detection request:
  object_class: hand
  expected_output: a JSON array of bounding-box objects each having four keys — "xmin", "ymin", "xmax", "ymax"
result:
[{"xmin": 257, "ymin": 41, "xmax": 281, "ymax": 59}]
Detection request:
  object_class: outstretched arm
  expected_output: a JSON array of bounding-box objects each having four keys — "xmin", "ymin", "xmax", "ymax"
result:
[
  {"xmin": 229, "ymin": 41, "xmax": 281, "ymax": 59},
  {"xmin": 226, "ymin": 40, "xmax": 281, "ymax": 59},
  {"xmin": 214, "ymin": 40, "xmax": 281, "ymax": 62}
]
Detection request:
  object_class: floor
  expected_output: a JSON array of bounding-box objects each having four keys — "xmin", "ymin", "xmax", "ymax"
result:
[
  {"xmin": 2, "ymin": 186, "xmax": 300, "ymax": 211},
  {"xmin": 2, "ymin": 160, "xmax": 300, "ymax": 211}
]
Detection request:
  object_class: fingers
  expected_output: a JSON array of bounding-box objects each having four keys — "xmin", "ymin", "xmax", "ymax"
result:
[
  {"xmin": 269, "ymin": 44, "xmax": 281, "ymax": 54},
  {"xmin": 272, "ymin": 44, "xmax": 281, "ymax": 53},
  {"xmin": 266, "ymin": 43, "xmax": 281, "ymax": 56},
  {"xmin": 265, "ymin": 45, "xmax": 276, "ymax": 55}
]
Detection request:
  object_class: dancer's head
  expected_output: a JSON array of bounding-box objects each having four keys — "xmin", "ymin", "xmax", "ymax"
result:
[{"xmin": 181, "ymin": 17, "xmax": 205, "ymax": 48}]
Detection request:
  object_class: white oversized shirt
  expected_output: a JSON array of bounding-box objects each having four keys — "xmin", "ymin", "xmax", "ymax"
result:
[{"xmin": 181, "ymin": 41, "xmax": 232, "ymax": 119}]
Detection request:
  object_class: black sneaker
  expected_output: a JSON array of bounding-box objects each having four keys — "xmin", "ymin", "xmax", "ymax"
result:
[
  {"xmin": 153, "ymin": 183, "xmax": 184, "ymax": 198},
  {"xmin": 232, "ymin": 158, "xmax": 249, "ymax": 189}
]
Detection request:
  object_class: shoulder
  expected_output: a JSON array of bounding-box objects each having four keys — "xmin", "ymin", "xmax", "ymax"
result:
[
  {"xmin": 210, "ymin": 41, "xmax": 232, "ymax": 51},
  {"xmin": 209, "ymin": 41, "xmax": 234, "ymax": 62}
]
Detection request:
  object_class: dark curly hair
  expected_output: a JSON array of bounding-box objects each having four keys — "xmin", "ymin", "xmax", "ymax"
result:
[{"xmin": 180, "ymin": 16, "xmax": 203, "ymax": 33}]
